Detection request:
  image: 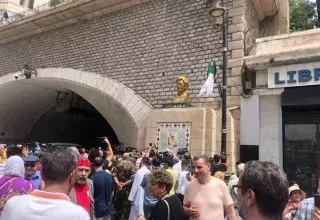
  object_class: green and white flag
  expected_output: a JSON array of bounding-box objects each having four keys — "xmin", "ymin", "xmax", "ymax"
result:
[{"xmin": 199, "ymin": 61, "xmax": 216, "ymax": 96}]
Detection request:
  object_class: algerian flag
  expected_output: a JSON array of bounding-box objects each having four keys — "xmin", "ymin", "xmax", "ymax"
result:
[{"xmin": 199, "ymin": 61, "xmax": 216, "ymax": 96}]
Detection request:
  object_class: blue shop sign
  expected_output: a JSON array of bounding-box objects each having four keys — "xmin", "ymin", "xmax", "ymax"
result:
[{"xmin": 268, "ymin": 62, "xmax": 320, "ymax": 88}]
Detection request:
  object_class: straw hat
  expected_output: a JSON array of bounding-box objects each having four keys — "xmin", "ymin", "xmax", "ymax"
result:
[{"xmin": 288, "ymin": 184, "xmax": 303, "ymax": 195}]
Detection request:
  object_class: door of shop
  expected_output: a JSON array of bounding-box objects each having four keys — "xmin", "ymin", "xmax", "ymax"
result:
[{"xmin": 283, "ymin": 106, "xmax": 320, "ymax": 196}]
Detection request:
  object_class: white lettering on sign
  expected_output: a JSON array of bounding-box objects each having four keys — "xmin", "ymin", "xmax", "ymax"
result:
[{"xmin": 268, "ymin": 62, "xmax": 320, "ymax": 88}]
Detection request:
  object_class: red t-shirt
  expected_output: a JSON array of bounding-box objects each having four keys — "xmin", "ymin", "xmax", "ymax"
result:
[{"xmin": 74, "ymin": 183, "xmax": 90, "ymax": 214}]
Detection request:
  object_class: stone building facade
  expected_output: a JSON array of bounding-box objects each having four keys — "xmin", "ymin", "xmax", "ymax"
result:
[
  {"xmin": 0, "ymin": 0, "xmax": 288, "ymax": 169},
  {"xmin": 243, "ymin": 28, "xmax": 320, "ymax": 196}
]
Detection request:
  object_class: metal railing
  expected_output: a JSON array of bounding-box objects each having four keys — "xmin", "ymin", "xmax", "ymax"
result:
[{"xmin": 0, "ymin": 0, "xmax": 79, "ymax": 26}]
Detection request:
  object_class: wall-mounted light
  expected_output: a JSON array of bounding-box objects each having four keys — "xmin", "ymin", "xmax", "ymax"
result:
[
  {"xmin": 209, "ymin": 0, "xmax": 225, "ymax": 26},
  {"xmin": 15, "ymin": 64, "xmax": 38, "ymax": 79}
]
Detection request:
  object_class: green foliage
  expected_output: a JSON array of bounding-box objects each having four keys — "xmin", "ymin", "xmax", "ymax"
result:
[
  {"xmin": 290, "ymin": 0, "xmax": 319, "ymax": 32},
  {"xmin": 49, "ymin": 0, "xmax": 64, "ymax": 7}
]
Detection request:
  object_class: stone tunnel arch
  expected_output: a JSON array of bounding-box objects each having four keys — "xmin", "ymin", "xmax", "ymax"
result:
[{"xmin": 0, "ymin": 68, "xmax": 152, "ymax": 147}]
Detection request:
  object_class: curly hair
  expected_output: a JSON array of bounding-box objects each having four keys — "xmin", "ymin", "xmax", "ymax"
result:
[{"xmin": 149, "ymin": 169, "xmax": 173, "ymax": 193}]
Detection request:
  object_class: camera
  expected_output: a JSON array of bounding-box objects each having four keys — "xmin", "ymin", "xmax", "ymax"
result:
[{"xmin": 14, "ymin": 74, "xmax": 19, "ymax": 79}]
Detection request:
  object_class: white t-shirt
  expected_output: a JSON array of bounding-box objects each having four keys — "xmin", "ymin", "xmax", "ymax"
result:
[
  {"xmin": 172, "ymin": 160, "xmax": 182, "ymax": 173},
  {"xmin": 0, "ymin": 190, "xmax": 90, "ymax": 220},
  {"xmin": 184, "ymin": 177, "xmax": 233, "ymax": 220},
  {"xmin": 178, "ymin": 170, "xmax": 189, "ymax": 195}
]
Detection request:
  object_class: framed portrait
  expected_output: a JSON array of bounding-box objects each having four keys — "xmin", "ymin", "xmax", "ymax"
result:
[{"xmin": 156, "ymin": 123, "xmax": 191, "ymax": 152}]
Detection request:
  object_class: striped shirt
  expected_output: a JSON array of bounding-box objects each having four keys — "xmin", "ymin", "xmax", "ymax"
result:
[{"xmin": 293, "ymin": 198, "xmax": 313, "ymax": 220}]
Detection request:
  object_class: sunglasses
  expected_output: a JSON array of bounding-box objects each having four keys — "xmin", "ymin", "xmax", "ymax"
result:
[{"xmin": 24, "ymin": 163, "xmax": 36, "ymax": 168}]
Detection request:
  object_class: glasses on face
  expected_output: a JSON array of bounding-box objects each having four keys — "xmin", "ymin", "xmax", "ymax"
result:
[{"xmin": 24, "ymin": 163, "xmax": 36, "ymax": 168}]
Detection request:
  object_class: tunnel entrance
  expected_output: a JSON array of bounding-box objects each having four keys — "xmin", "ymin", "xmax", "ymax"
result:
[
  {"xmin": 0, "ymin": 68, "xmax": 152, "ymax": 148},
  {"xmin": 27, "ymin": 92, "xmax": 119, "ymax": 147}
]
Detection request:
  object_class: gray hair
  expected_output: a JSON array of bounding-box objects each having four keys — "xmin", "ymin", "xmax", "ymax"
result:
[
  {"xmin": 69, "ymin": 146, "xmax": 80, "ymax": 160},
  {"xmin": 192, "ymin": 154, "xmax": 210, "ymax": 164},
  {"xmin": 41, "ymin": 147, "xmax": 77, "ymax": 184},
  {"xmin": 173, "ymin": 156, "xmax": 180, "ymax": 164},
  {"xmin": 241, "ymin": 161, "xmax": 288, "ymax": 219}
]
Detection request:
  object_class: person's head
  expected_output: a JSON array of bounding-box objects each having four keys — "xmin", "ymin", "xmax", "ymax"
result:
[
  {"xmin": 209, "ymin": 157, "xmax": 214, "ymax": 164},
  {"xmin": 41, "ymin": 147, "xmax": 77, "ymax": 194},
  {"xmin": 76, "ymin": 159, "xmax": 91, "ymax": 185},
  {"xmin": 4, "ymin": 156, "xmax": 25, "ymax": 178},
  {"xmin": 141, "ymin": 157, "xmax": 151, "ymax": 167},
  {"xmin": 149, "ymin": 169, "xmax": 173, "ymax": 199},
  {"xmin": 213, "ymin": 154, "xmax": 221, "ymax": 165},
  {"xmin": 181, "ymin": 160, "xmax": 189, "ymax": 171},
  {"xmin": 192, "ymin": 154, "xmax": 211, "ymax": 184},
  {"xmin": 122, "ymin": 152, "xmax": 130, "ymax": 161},
  {"xmin": 70, "ymin": 146, "xmax": 80, "ymax": 160},
  {"xmin": 149, "ymin": 149, "xmax": 156, "ymax": 158},
  {"xmin": 93, "ymin": 156, "xmax": 104, "ymax": 168},
  {"xmin": 176, "ymin": 76, "xmax": 189, "ymax": 94},
  {"xmin": 237, "ymin": 161, "xmax": 288, "ymax": 220},
  {"xmin": 23, "ymin": 155, "xmax": 39, "ymax": 177},
  {"xmin": 214, "ymin": 171, "xmax": 225, "ymax": 180},
  {"xmin": 163, "ymin": 156, "xmax": 174, "ymax": 169},
  {"xmin": 151, "ymin": 158, "xmax": 161, "ymax": 169},
  {"xmin": 88, "ymin": 149, "xmax": 100, "ymax": 163},
  {"xmin": 20, "ymin": 145, "xmax": 29, "ymax": 157},
  {"xmin": 236, "ymin": 163, "xmax": 245, "ymax": 177},
  {"xmin": 6, "ymin": 146, "xmax": 22, "ymax": 158},
  {"xmin": 102, "ymin": 159, "xmax": 109, "ymax": 171},
  {"xmin": 173, "ymin": 156, "xmax": 180, "ymax": 165},
  {"xmin": 288, "ymin": 184, "xmax": 305, "ymax": 203}
]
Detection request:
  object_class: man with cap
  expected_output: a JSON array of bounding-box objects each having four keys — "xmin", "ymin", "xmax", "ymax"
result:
[
  {"xmin": 24, "ymin": 154, "xmax": 41, "ymax": 189},
  {"xmin": 70, "ymin": 158, "xmax": 95, "ymax": 219}
]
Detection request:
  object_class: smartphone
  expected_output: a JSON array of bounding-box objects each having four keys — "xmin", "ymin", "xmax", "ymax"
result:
[{"xmin": 314, "ymin": 194, "xmax": 320, "ymax": 208}]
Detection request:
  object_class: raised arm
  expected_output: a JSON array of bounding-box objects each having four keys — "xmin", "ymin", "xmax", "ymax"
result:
[{"xmin": 104, "ymin": 137, "xmax": 114, "ymax": 161}]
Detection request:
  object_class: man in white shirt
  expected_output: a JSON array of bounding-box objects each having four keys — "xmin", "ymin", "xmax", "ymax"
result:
[
  {"xmin": 0, "ymin": 146, "xmax": 90, "ymax": 220},
  {"xmin": 177, "ymin": 160, "xmax": 189, "ymax": 202},
  {"xmin": 172, "ymin": 155, "xmax": 182, "ymax": 173},
  {"xmin": 129, "ymin": 157, "xmax": 151, "ymax": 220}
]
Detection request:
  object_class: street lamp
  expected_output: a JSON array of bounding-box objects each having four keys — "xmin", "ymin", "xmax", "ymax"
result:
[
  {"xmin": 209, "ymin": 1, "xmax": 225, "ymax": 26},
  {"xmin": 209, "ymin": 0, "xmax": 228, "ymax": 159}
]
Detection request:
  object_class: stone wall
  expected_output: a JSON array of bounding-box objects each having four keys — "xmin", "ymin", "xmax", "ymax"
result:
[
  {"xmin": 228, "ymin": 0, "xmax": 248, "ymax": 100},
  {"xmin": 0, "ymin": 0, "xmax": 244, "ymax": 108},
  {"xmin": 244, "ymin": 0, "xmax": 260, "ymax": 56}
]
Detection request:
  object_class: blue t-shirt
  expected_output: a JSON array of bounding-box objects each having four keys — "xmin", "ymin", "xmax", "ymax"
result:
[
  {"xmin": 90, "ymin": 170, "xmax": 114, "ymax": 218},
  {"xmin": 25, "ymin": 171, "xmax": 41, "ymax": 190}
]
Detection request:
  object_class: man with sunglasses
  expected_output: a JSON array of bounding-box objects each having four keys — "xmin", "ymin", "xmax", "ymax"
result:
[{"xmin": 24, "ymin": 155, "xmax": 41, "ymax": 189}]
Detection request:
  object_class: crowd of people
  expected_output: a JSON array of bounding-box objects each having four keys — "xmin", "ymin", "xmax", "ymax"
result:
[{"xmin": 0, "ymin": 139, "xmax": 319, "ymax": 220}]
